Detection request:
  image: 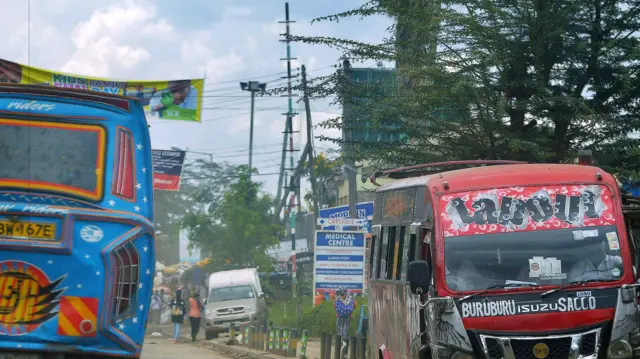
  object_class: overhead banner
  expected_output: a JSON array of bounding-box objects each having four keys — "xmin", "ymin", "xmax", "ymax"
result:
[
  {"xmin": 152, "ymin": 150, "xmax": 186, "ymax": 191},
  {"xmin": 0, "ymin": 58, "xmax": 204, "ymax": 122}
]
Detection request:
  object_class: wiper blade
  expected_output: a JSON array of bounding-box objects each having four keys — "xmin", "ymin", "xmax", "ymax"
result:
[
  {"xmin": 540, "ymin": 279, "xmax": 610, "ymax": 298},
  {"xmin": 459, "ymin": 283, "xmax": 534, "ymax": 302}
]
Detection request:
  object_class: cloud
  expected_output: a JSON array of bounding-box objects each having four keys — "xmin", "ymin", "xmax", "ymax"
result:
[{"xmin": 0, "ymin": 0, "xmax": 392, "ymax": 197}]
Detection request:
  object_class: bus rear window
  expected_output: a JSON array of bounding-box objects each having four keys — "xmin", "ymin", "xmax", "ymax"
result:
[{"xmin": 0, "ymin": 119, "xmax": 105, "ymax": 201}]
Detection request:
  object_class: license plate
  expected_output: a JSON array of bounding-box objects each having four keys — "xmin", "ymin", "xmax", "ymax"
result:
[
  {"xmin": 0, "ymin": 353, "xmax": 42, "ymax": 359},
  {"xmin": 0, "ymin": 221, "xmax": 56, "ymax": 240}
]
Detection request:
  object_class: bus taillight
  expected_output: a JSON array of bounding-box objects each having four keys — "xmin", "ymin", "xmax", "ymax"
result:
[
  {"xmin": 112, "ymin": 242, "xmax": 139, "ymax": 318},
  {"xmin": 112, "ymin": 127, "xmax": 136, "ymax": 200}
]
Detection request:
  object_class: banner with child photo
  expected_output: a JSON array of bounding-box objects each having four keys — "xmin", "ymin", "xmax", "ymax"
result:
[{"xmin": 0, "ymin": 58, "xmax": 204, "ymax": 122}]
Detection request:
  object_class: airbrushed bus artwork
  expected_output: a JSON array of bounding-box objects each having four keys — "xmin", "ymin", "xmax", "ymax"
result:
[
  {"xmin": 367, "ymin": 161, "xmax": 640, "ymax": 359},
  {"xmin": 0, "ymin": 84, "xmax": 155, "ymax": 358}
]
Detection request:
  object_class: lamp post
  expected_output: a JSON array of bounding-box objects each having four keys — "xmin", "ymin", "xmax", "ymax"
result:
[{"xmin": 240, "ymin": 81, "xmax": 267, "ymax": 182}]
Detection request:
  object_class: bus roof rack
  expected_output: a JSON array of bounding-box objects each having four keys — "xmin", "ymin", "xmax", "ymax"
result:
[
  {"xmin": 370, "ymin": 160, "xmax": 527, "ymax": 184},
  {"xmin": 383, "ymin": 160, "xmax": 526, "ymax": 175}
]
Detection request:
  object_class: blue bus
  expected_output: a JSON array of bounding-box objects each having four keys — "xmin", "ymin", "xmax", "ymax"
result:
[{"xmin": 0, "ymin": 84, "xmax": 155, "ymax": 358}]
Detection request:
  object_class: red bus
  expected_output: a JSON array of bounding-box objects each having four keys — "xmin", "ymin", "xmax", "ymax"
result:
[{"xmin": 367, "ymin": 160, "xmax": 640, "ymax": 359}]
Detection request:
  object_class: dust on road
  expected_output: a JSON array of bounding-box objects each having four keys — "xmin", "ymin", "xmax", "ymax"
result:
[{"xmin": 141, "ymin": 337, "xmax": 229, "ymax": 359}]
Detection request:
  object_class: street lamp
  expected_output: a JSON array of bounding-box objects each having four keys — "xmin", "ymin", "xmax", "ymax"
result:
[{"xmin": 240, "ymin": 81, "xmax": 267, "ymax": 182}]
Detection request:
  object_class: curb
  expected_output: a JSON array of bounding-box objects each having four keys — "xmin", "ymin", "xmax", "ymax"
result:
[
  {"xmin": 146, "ymin": 324, "xmax": 308, "ymax": 359},
  {"xmin": 204, "ymin": 341, "xmax": 282, "ymax": 359}
]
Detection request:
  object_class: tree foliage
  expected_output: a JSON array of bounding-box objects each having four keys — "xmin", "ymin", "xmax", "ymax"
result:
[
  {"xmin": 293, "ymin": 0, "xmax": 640, "ymax": 180},
  {"xmin": 301, "ymin": 152, "xmax": 343, "ymax": 209},
  {"xmin": 153, "ymin": 159, "xmax": 240, "ymax": 264},
  {"xmin": 180, "ymin": 165, "xmax": 281, "ymax": 272}
]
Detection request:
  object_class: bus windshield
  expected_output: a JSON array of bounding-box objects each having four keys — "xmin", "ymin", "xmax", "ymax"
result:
[
  {"xmin": 0, "ymin": 119, "xmax": 105, "ymax": 201},
  {"xmin": 444, "ymin": 225, "xmax": 625, "ymax": 291}
]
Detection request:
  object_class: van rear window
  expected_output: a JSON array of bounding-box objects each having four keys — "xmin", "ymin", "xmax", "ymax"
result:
[{"xmin": 0, "ymin": 119, "xmax": 105, "ymax": 201}]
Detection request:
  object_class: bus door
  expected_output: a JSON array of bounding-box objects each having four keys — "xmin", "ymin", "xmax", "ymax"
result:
[{"xmin": 0, "ymin": 85, "xmax": 154, "ymax": 358}]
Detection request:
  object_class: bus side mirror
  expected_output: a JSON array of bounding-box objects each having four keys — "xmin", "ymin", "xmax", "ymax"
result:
[
  {"xmin": 409, "ymin": 260, "xmax": 431, "ymax": 295},
  {"xmin": 258, "ymin": 292, "xmax": 265, "ymax": 299}
]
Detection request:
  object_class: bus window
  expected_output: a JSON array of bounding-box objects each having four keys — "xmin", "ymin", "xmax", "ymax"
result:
[
  {"xmin": 373, "ymin": 228, "xmax": 383, "ymax": 279},
  {"xmin": 401, "ymin": 228, "xmax": 412, "ymax": 281},
  {"xmin": 380, "ymin": 227, "xmax": 389, "ymax": 279},
  {"xmin": 386, "ymin": 226, "xmax": 397, "ymax": 279},
  {"xmin": 395, "ymin": 226, "xmax": 406, "ymax": 280},
  {"xmin": 369, "ymin": 234, "xmax": 377, "ymax": 278},
  {"xmin": 406, "ymin": 232, "xmax": 418, "ymax": 279}
]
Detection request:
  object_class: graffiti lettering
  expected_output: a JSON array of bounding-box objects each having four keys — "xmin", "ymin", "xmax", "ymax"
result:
[
  {"xmin": 441, "ymin": 185, "xmax": 616, "ymax": 237},
  {"xmin": 21, "ymin": 205, "xmax": 68, "ymax": 215},
  {"xmin": 0, "ymin": 204, "xmax": 15, "ymax": 212}
]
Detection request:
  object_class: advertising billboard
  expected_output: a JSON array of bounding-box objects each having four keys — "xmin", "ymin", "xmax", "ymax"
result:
[{"xmin": 0, "ymin": 58, "xmax": 204, "ymax": 122}]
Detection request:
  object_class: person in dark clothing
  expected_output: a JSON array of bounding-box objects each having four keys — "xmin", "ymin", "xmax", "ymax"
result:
[
  {"xmin": 188, "ymin": 292, "xmax": 204, "ymax": 342},
  {"xmin": 169, "ymin": 287, "xmax": 187, "ymax": 342}
]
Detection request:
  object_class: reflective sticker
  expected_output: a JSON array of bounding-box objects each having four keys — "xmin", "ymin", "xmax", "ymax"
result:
[
  {"xmin": 612, "ymin": 268, "xmax": 621, "ymax": 277},
  {"xmin": 80, "ymin": 225, "xmax": 104, "ymax": 243},
  {"xmin": 606, "ymin": 232, "xmax": 620, "ymax": 250},
  {"xmin": 529, "ymin": 257, "xmax": 565, "ymax": 280},
  {"xmin": 573, "ymin": 229, "xmax": 598, "ymax": 240}
]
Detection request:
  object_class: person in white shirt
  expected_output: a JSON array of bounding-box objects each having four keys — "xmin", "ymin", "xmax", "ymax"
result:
[{"xmin": 568, "ymin": 240, "xmax": 622, "ymax": 282}]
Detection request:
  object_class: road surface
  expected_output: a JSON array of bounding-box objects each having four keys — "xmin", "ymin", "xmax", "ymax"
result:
[{"xmin": 141, "ymin": 337, "xmax": 228, "ymax": 359}]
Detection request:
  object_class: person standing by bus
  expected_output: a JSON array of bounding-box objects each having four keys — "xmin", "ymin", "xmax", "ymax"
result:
[
  {"xmin": 150, "ymin": 290, "xmax": 162, "ymax": 325},
  {"xmin": 169, "ymin": 287, "xmax": 186, "ymax": 342},
  {"xmin": 334, "ymin": 287, "xmax": 355, "ymax": 358},
  {"xmin": 188, "ymin": 292, "xmax": 204, "ymax": 342}
]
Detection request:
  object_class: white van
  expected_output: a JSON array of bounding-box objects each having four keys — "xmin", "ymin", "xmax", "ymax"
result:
[{"xmin": 203, "ymin": 268, "xmax": 267, "ymax": 338}]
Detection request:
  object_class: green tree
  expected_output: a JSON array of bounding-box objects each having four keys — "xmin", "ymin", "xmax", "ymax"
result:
[
  {"xmin": 293, "ymin": 0, "xmax": 640, "ymax": 176},
  {"xmin": 301, "ymin": 152, "xmax": 343, "ymax": 208},
  {"xmin": 181, "ymin": 165, "xmax": 281, "ymax": 272}
]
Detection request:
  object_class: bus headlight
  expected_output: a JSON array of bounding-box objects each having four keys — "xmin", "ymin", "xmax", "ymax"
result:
[
  {"xmin": 608, "ymin": 339, "xmax": 633, "ymax": 359},
  {"xmin": 451, "ymin": 352, "xmax": 474, "ymax": 359}
]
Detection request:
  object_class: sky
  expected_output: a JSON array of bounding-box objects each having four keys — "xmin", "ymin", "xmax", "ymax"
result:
[{"xmin": 0, "ymin": 0, "xmax": 393, "ymax": 197}]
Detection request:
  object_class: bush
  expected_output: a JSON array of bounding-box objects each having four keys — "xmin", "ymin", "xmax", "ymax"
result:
[{"xmin": 268, "ymin": 296, "xmax": 369, "ymax": 337}]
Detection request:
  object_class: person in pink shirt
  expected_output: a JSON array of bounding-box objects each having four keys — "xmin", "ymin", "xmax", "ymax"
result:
[{"xmin": 188, "ymin": 291, "xmax": 204, "ymax": 342}]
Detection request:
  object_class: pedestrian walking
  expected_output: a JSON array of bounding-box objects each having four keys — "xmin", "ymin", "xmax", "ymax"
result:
[
  {"xmin": 150, "ymin": 290, "xmax": 162, "ymax": 325},
  {"xmin": 169, "ymin": 286, "xmax": 186, "ymax": 343},
  {"xmin": 334, "ymin": 287, "xmax": 355, "ymax": 359},
  {"xmin": 188, "ymin": 291, "xmax": 204, "ymax": 342}
]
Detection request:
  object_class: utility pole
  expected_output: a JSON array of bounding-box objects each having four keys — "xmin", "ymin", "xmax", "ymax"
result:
[
  {"xmin": 240, "ymin": 81, "xmax": 267, "ymax": 182},
  {"xmin": 341, "ymin": 59, "xmax": 359, "ymax": 219},
  {"xmin": 278, "ymin": 3, "xmax": 301, "ymax": 311},
  {"xmin": 301, "ymin": 65, "xmax": 320, "ymax": 218}
]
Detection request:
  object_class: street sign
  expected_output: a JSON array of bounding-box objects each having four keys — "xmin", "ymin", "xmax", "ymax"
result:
[
  {"xmin": 313, "ymin": 231, "xmax": 366, "ymax": 294},
  {"xmin": 317, "ymin": 217, "xmax": 367, "ymax": 227},
  {"xmin": 318, "ymin": 202, "xmax": 374, "ymax": 232}
]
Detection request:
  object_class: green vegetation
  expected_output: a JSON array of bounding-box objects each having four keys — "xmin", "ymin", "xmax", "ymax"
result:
[
  {"xmin": 181, "ymin": 165, "xmax": 282, "ymax": 273},
  {"xmin": 268, "ymin": 296, "xmax": 369, "ymax": 337},
  {"xmin": 293, "ymin": 0, "xmax": 640, "ymax": 180}
]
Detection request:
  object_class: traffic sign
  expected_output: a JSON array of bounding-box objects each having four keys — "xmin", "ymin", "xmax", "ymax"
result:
[{"xmin": 317, "ymin": 217, "xmax": 367, "ymax": 227}]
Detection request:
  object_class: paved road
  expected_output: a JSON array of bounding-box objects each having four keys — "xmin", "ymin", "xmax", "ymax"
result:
[{"xmin": 140, "ymin": 337, "xmax": 228, "ymax": 359}]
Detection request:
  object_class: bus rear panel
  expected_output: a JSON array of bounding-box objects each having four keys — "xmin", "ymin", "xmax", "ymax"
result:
[{"xmin": 0, "ymin": 85, "xmax": 155, "ymax": 358}]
